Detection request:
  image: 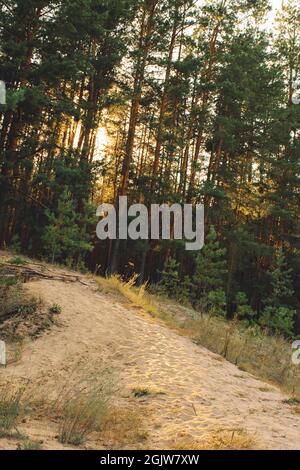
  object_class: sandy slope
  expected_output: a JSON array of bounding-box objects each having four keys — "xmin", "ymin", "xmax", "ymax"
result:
[{"xmin": 1, "ymin": 272, "xmax": 300, "ymax": 450}]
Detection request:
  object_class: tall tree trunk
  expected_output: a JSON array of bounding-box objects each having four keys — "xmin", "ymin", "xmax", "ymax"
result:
[
  {"xmin": 110, "ymin": 0, "xmax": 158, "ymax": 274},
  {"xmin": 120, "ymin": 0, "xmax": 158, "ymax": 196},
  {"xmin": 151, "ymin": 6, "xmax": 179, "ymax": 184}
]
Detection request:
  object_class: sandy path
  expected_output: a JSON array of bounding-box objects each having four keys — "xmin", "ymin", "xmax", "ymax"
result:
[{"xmin": 1, "ymin": 278, "xmax": 300, "ymax": 450}]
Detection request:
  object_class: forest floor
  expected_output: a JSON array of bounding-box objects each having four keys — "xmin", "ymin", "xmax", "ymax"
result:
[{"xmin": 0, "ymin": 258, "xmax": 300, "ymax": 450}]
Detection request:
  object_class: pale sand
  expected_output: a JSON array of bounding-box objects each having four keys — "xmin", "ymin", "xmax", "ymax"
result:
[{"xmin": 1, "ymin": 273, "xmax": 300, "ymax": 450}]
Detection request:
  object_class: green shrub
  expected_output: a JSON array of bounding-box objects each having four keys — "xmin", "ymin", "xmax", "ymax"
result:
[
  {"xmin": 208, "ymin": 289, "xmax": 227, "ymax": 316},
  {"xmin": 8, "ymin": 257, "xmax": 27, "ymax": 266},
  {"xmin": 235, "ymin": 292, "xmax": 255, "ymax": 323},
  {"xmin": 260, "ymin": 306, "xmax": 295, "ymax": 337},
  {"xmin": 158, "ymin": 258, "xmax": 180, "ymax": 297},
  {"xmin": 48, "ymin": 304, "xmax": 62, "ymax": 315},
  {"xmin": 17, "ymin": 440, "xmax": 42, "ymax": 450},
  {"xmin": 192, "ymin": 226, "xmax": 227, "ymax": 307},
  {"xmin": 259, "ymin": 249, "xmax": 296, "ymax": 336},
  {"xmin": 42, "ymin": 189, "xmax": 94, "ymax": 265}
]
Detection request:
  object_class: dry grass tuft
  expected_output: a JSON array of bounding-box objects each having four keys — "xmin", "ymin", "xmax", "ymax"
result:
[
  {"xmin": 132, "ymin": 387, "xmax": 151, "ymax": 398},
  {"xmin": 96, "ymin": 275, "xmax": 158, "ymax": 316},
  {"xmin": 131, "ymin": 385, "xmax": 166, "ymax": 398},
  {"xmin": 101, "ymin": 407, "xmax": 148, "ymax": 448},
  {"xmin": 172, "ymin": 428, "xmax": 259, "ymax": 450}
]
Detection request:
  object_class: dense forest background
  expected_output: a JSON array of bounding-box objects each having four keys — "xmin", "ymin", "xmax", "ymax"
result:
[{"xmin": 0, "ymin": 0, "xmax": 299, "ymax": 335}]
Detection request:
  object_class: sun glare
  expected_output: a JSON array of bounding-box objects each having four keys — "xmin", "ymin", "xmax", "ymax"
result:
[{"xmin": 94, "ymin": 127, "xmax": 110, "ymax": 161}]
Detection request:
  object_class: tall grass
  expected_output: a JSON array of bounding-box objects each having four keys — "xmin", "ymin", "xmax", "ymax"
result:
[
  {"xmin": 0, "ymin": 383, "xmax": 25, "ymax": 433},
  {"xmin": 186, "ymin": 314, "xmax": 300, "ymax": 395},
  {"xmin": 47, "ymin": 371, "xmax": 114, "ymax": 446},
  {"xmin": 0, "ymin": 369, "xmax": 146, "ymax": 449},
  {"xmin": 96, "ymin": 275, "xmax": 158, "ymax": 315},
  {"xmin": 58, "ymin": 386, "xmax": 108, "ymax": 446}
]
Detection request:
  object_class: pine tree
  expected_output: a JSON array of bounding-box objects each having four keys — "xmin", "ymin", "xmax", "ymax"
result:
[
  {"xmin": 42, "ymin": 190, "xmax": 93, "ymax": 266},
  {"xmin": 235, "ymin": 292, "xmax": 255, "ymax": 324},
  {"xmin": 192, "ymin": 226, "xmax": 227, "ymax": 310},
  {"xmin": 159, "ymin": 257, "xmax": 180, "ymax": 297},
  {"xmin": 0, "ymin": 0, "xmax": 300, "ymax": 335},
  {"xmin": 260, "ymin": 249, "xmax": 296, "ymax": 336},
  {"xmin": 207, "ymin": 289, "xmax": 227, "ymax": 317}
]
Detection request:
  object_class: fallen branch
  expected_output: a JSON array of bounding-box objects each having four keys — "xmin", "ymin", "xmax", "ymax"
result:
[{"xmin": 0, "ymin": 263, "xmax": 89, "ymax": 286}]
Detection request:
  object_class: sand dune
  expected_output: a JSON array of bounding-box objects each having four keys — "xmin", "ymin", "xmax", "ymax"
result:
[{"xmin": 1, "ymin": 272, "xmax": 300, "ymax": 450}]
